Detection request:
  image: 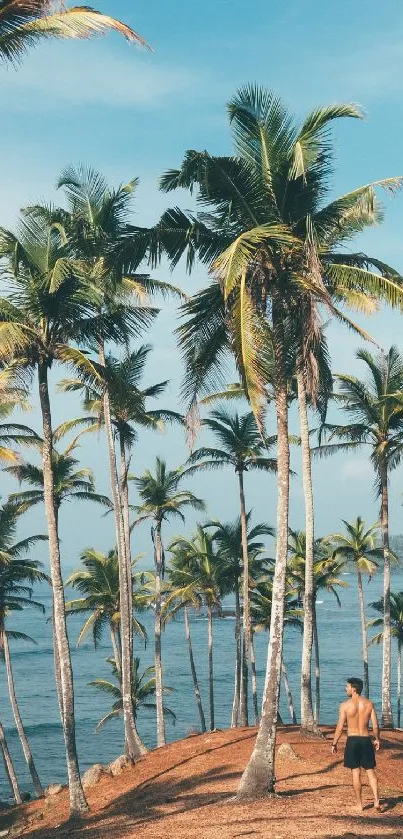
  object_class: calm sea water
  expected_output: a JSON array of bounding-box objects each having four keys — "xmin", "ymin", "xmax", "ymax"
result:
[{"xmin": 1, "ymin": 568, "xmax": 403, "ymax": 800}]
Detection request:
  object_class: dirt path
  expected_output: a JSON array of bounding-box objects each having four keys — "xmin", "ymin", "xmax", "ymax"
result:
[{"xmin": 3, "ymin": 727, "xmax": 403, "ymax": 839}]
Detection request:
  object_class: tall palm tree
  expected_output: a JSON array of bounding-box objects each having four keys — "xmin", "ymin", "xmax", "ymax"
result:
[
  {"xmin": 52, "ymin": 166, "xmax": 181, "ymax": 762},
  {"xmin": 168, "ymin": 526, "xmax": 222, "ymax": 731},
  {"xmin": 288, "ymin": 530, "xmax": 347, "ymax": 723},
  {"xmin": 205, "ymin": 515, "xmax": 274, "ymax": 727},
  {"xmin": 0, "ymin": 0, "xmax": 146, "ymax": 65},
  {"xmin": 329, "ymin": 517, "xmax": 383, "ymax": 697},
  {"xmin": 0, "ymin": 502, "xmax": 48, "ymax": 797},
  {"xmin": 187, "ymin": 408, "xmax": 276, "ymax": 725},
  {"xmin": 133, "ymin": 85, "xmax": 403, "ymax": 792},
  {"xmin": 319, "ymin": 346, "xmax": 403, "ymax": 726},
  {"xmin": 5, "ymin": 440, "xmax": 111, "ymax": 514},
  {"xmin": 0, "ymin": 210, "xmax": 107, "ymax": 814},
  {"xmin": 368, "ymin": 592, "xmax": 403, "ymax": 728},
  {"xmin": 132, "ymin": 458, "xmax": 205, "ymax": 746},
  {"xmin": 89, "ymin": 656, "xmax": 175, "ymax": 734}
]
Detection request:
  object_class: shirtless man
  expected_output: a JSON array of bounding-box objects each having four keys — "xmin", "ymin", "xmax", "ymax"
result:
[{"xmin": 332, "ymin": 677, "xmax": 381, "ymax": 812}]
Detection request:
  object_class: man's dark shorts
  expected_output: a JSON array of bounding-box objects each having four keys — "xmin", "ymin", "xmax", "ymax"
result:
[{"xmin": 344, "ymin": 736, "xmax": 376, "ymax": 770}]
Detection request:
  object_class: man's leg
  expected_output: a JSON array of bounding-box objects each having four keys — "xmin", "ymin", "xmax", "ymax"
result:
[
  {"xmin": 351, "ymin": 768, "xmax": 363, "ymax": 811},
  {"xmin": 366, "ymin": 769, "xmax": 380, "ymax": 809}
]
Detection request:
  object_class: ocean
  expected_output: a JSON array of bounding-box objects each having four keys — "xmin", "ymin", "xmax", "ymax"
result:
[{"xmin": 1, "ymin": 567, "xmax": 402, "ymax": 801}]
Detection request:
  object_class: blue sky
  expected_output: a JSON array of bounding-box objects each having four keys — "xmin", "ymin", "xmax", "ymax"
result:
[{"xmin": 2, "ymin": 0, "xmax": 403, "ymax": 569}]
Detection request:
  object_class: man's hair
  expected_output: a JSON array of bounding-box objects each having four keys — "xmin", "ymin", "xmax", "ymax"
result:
[{"xmin": 347, "ymin": 677, "xmax": 363, "ymax": 695}]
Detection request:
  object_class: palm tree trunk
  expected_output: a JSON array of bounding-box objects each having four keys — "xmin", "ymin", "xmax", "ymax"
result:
[
  {"xmin": 313, "ymin": 604, "xmax": 320, "ymax": 724},
  {"xmin": 184, "ymin": 605, "xmax": 206, "ymax": 732},
  {"xmin": 238, "ymin": 306, "xmax": 290, "ymax": 798},
  {"xmin": 238, "ymin": 469, "xmax": 249, "ymax": 727},
  {"xmin": 0, "ymin": 720, "xmax": 21, "ymax": 804},
  {"xmin": 397, "ymin": 639, "xmax": 401, "ymax": 729},
  {"xmin": 52, "ymin": 510, "xmax": 64, "ymax": 725},
  {"xmin": 207, "ymin": 604, "xmax": 214, "ymax": 731},
  {"xmin": 38, "ymin": 361, "xmax": 88, "ymax": 815},
  {"xmin": 357, "ymin": 570, "xmax": 369, "ymax": 698},
  {"xmin": 282, "ymin": 659, "xmax": 297, "ymax": 724},
  {"xmin": 380, "ymin": 461, "xmax": 394, "ymax": 727},
  {"xmin": 231, "ymin": 581, "xmax": 242, "ymax": 728},
  {"xmin": 297, "ymin": 365, "xmax": 320, "ymax": 737},
  {"xmin": 154, "ymin": 521, "xmax": 166, "ymax": 747},
  {"xmin": 2, "ymin": 630, "xmax": 43, "ymax": 797},
  {"xmin": 119, "ymin": 434, "xmax": 134, "ymax": 666},
  {"xmin": 251, "ymin": 631, "xmax": 259, "ymax": 726},
  {"xmin": 99, "ymin": 346, "xmax": 143, "ymax": 759},
  {"xmin": 110, "ymin": 626, "xmax": 122, "ymax": 679}
]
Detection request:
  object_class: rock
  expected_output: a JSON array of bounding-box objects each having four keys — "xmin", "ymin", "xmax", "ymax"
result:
[
  {"xmin": 109, "ymin": 755, "xmax": 132, "ymax": 777},
  {"xmin": 82, "ymin": 764, "xmax": 111, "ymax": 789},
  {"xmin": 44, "ymin": 784, "xmax": 63, "ymax": 798},
  {"xmin": 277, "ymin": 743, "xmax": 300, "ymax": 761}
]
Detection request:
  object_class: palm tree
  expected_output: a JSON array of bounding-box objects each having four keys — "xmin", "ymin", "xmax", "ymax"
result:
[
  {"xmin": 168, "ymin": 526, "xmax": 222, "ymax": 731},
  {"xmin": 132, "ymin": 458, "xmax": 205, "ymax": 746},
  {"xmin": 134, "ymin": 85, "xmax": 403, "ymax": 793},
  {"xmin": 52, "ymin": 166, "xmax": 181, "ymax": 762},
  {"xmin": 65, "ymin": 548, "xmax": 149, "ymax": 677},
  {"xmin": 205, "ymin": 515, "xmax": 274, "ymax": 727},
  {"xmin": 251, "ymin": 573, "xmax": 302, "ymax": 724},
  {"xmin": 368, "ymin": 592, "xmax": 403, "ymax": 728},
  {"xmin": 0, "ymin": 502, "xmax": 48, "ymax": 797},
  {"xmin": 0, "ymin": 0, "xmax": 146, "ymax": 65},
  {"xmin": 319, "ymin": 346, "xmax": 403, "ymax": 726},
  {"xmin": 5, "ymin": 440, "xmax": 111, "ymax": 515},
  {"xmin": 0, "ymin": 210, "xmax": 107, "ymax": 814},
  {"xmin": 0, "ymin": 718, "xmax": 21, "ymax": 804},
  {"xmin": 329, "ymin": 517, "xmax": 383, "ymax": 697},
  {"xmin": 288, "ymin": 531, "xmax": 347, "ymax": 723},
  {"xmin": 187, "ymin": 408, "xmax": 276, "ymax": 725},
  {"xmin": 89, "ymin": 656, "xmax": 175, "ymax": 734}
]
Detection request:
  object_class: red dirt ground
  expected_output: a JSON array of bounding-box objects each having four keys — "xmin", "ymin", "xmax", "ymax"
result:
[{"xmin": 2, "ymin": 726, "xmax": 403, "ymax": 839}]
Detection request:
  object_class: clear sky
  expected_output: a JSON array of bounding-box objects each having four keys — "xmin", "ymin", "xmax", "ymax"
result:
[{"xmin": 2, "ymin": 0, "xmax": 403, "ymax": 569}]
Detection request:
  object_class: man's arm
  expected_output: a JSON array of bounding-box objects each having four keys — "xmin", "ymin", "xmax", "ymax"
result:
[
  {"xmin": 371, "ymin": 704, "xmax": 381, "ymax": 750},
  {"xmin": 331, "ymin": 704, "xmax": 347, "ymax": 753}
]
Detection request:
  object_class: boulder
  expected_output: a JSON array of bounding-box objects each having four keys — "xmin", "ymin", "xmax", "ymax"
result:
[
  {"xmin": 82, "ymin": 764, "xmax": 111, "ymax": 789},
  {"xmin": 44, "ymin": 784, "xmax": 63, "ymax": 798},
  {"xmin": 277, "ymin": 742, "xmax": 300, "ymax": 761},
  {"xmin": 109, "ymin": 755, "xmax": 132, "ymax": 777}
]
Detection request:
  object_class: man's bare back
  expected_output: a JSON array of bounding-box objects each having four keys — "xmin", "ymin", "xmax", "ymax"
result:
[{"xmin": 341, "ymin": 695, "xmax": 377, "ymax": 737}]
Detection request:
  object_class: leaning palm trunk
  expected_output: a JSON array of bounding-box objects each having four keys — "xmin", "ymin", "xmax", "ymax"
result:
[
  {"xmin": 154, "ymin": 522, "xmax": 166, "ymax": 747},
  {"xmin": 282, "ymin": 659, "xmax": 297, "ymax": 724},
  {"xmin": 380, "ymin": 462, "xmax": 394, "ymax": 727},
  {"xmin": 251, "ymin": 632, "xmax": 259, "ymax": 725},
  {"xmin": 119, "ymin": 434, "xmax": 134, "ymax": 665},
  {"xmin": 2, "ymin": 630, "xmax": 43, "ymax": 797},
  {"xmin": 0, "ymin": 720, "xmax": 21, "ymax": 804},
  {"xmin": 207, "ymin": 604, "xmax": 214, "ymax": 731},
  {"xmin": 184, "ymin": 605, "xmax": 206, "ymax": 732},
  {"xmin": 297, "ymin": 366, "xmax": 321, "ymax": 736},
  {"xmin": 238, "ymin": 310, "xmax": 290, "ymax": 798},
  {"xmin": 99, "ymin": 348, "xmax": 144, "ymax": 759},
  {"xmin": 313, "ymin": 604, "xmax": 320, "ymax": 724},
  {"xmin": 238, "ymin": 469, "xmax": 249, "ymax": 727},
  {"xmin": 231, "ymin": 582, "xmax": 242, "ymax": 727},
  {"xmin": 397, "ymin": 639, "xmax": 401, "ymax": 729},
  {"xmin": 38, "ymin": 361, "xmax": 88, "ymax": 815},
  {"xmin": 357, "ymin": 570, "xmax": 370, "ymax": 698}
]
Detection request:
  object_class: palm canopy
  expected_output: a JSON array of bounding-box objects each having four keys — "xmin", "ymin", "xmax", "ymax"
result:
[
  {"xmin": 287, "ymin": 529, "xmax": 347, "ymax": 606},
  {"xmin": 89, "ymin": 656, "xmax": 176, "ymax": 731},
  {"xmin": 0, "ymin": 502, "xmax": 48, "ymax": 629},
  {"xmin": 127, "ymin": 85, "xmax": 403, "ymax": 419},
  {"xmin": 167, "ymin": 525, "xmax": 223, "ymax": 611},
  {"xmin": 186, "ymin": 407, "xmax": 277, "ymax": 475},
  {"xmin": 368, "ymin": 592, "xmax": 403, "ymax": 646},
  {"xmin": 57, "ymin": 344, "xmax": 182, "ymax": 451},
  {"xmin": 204, "ymin": 515, "xmax": 274, "ymax": 595},
  {"xmin": 250, "ymin": 572, "xmax": 302, "ymax": 634},
  {"xmin": 5, "ymin": 442, "xmax": 111, "ymax": 512},
  {"xmin": 319, "ymin": 346, "xmax": 403, "ymax": 486},
  {"xmin": 65, "ymin": 548, "xmax": 149, "ymax": 647},
  {"xmin": 0, "ymin": 0, "xmax": 147, "ymax": 64},
  {"xmin": 329, "ymin": 517, "xmax": 383, "ymax": 579},
  {"xmin": 132, "ymin": 457, "xmax": 205, "ymax": 527}
]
